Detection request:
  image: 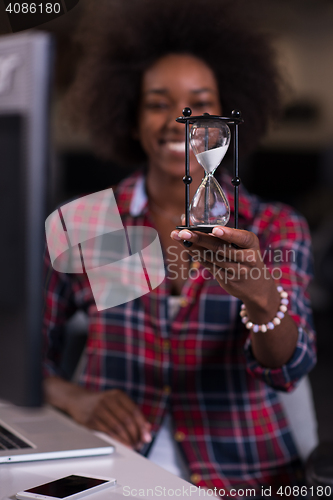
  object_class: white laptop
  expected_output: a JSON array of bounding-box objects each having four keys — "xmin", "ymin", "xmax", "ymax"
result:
[{"xmin": 0, "ymin": 403, "xmax": 115, "ymax": 463}]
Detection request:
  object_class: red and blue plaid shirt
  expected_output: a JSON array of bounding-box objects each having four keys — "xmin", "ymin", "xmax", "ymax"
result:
[{"xmin": 43, "ymin": 170, "xmax": 316, "ymax": 498}]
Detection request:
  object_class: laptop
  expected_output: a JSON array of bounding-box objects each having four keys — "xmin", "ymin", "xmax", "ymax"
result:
[{"xmin": 0, "ymin": 403, "xmax": 115, "ymax": 463}]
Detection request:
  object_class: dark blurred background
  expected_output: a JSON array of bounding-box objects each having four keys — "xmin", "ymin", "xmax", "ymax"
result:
[{"xmin": 1, "ymin": 0, "xmax": 333, "ymax": 441}]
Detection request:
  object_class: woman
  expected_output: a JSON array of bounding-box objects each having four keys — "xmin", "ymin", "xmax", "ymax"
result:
[{"xmin": 43, "ymin": 0, "xmax": 316, "ymax": 496}]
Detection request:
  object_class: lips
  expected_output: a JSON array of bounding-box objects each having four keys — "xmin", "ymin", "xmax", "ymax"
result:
[{"xmin": 157, "ymin": 140, "xmax": 194, "ymax": 162}]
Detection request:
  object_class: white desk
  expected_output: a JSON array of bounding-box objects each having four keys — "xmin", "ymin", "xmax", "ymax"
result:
[{"xmin": 0, "ymin": 435, "xmax": 203, "ymax": 500}]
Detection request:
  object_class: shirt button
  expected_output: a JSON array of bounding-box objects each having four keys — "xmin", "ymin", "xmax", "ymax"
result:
[
  {"xmin": 179, "ymin": 297, "xmax": 188, "ymax": 307},
  {"xmin": 191, "ymin": 261, "xmax": 200, "ymax": 269},
  {"xmin": 163, "ymin": 339, "xmax": 170, "ymax": 350},
  {"xmin": 190, "ymin": 473, "xmax": 201, "ymax": 484},
  {"xmin": 174, "ymin": 431, "xmax": 186, "ymax": 442},
  {"xmin": 163, "ymin": 385, "xmax": 171, "ymax": 395}
]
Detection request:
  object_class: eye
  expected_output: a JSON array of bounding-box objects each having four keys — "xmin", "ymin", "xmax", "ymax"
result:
[
  {"xmin": 144, "ymin": 101, "xmax": 169, "ymax": 110},
  {"xmin": 192, "ymin": 101, "xmax": 214, "ymax": 109}
]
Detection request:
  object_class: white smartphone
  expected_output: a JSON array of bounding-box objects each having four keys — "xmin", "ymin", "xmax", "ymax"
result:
[{"xmin": 16, "ymin": 474, "xmax": 117, "ymax": 500}]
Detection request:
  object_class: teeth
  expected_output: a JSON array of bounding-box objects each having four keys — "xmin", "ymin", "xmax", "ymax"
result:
[{"xmin": 167, "ymin": 142, "xmax": 186, "ymax": 152}]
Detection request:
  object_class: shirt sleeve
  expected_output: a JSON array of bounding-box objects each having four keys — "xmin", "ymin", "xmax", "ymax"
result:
[
  {"xmin": 243, "ymin": 204, "xmax": 317, "ymax": 392},
  {"xmin": 42, "ymin": 245, "xmax": 78, "ymax": 378}
]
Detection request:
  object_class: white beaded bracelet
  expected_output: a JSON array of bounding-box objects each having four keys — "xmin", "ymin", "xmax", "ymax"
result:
[{"xmin": 239, "ymin": 285, "xmax": 289, "ymax": 333}]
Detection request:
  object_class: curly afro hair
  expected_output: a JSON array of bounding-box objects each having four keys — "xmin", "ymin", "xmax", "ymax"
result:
[{"xmin": 67, "ymin": 0, "xmax": 283, "ymax": 165}]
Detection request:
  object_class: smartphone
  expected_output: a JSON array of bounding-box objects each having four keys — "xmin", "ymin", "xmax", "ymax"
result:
[{"xmin": 16, "ymin": 475, "xmax": 117, "ymax": 500}]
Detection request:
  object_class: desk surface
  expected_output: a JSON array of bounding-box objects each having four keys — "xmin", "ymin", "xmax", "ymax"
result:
[{"xmin": 0, "ymin": 433, "xmax": 203, "ymax": 500}]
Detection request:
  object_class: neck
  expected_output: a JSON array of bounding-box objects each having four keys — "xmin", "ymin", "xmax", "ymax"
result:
[{"xmin": 146, "ymin": 166, "xmax": 203, "ymax": 213}]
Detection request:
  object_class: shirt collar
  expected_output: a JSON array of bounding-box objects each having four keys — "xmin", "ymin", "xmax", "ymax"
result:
[
  {"xmin": 116, "ymin": 169, "xmax": 256, "ymax": 222},
  {"xmin": 129, "ymin": 174, "xmax": 147, "ymax": 216}
]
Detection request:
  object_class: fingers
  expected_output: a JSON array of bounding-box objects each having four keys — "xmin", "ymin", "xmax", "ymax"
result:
[
  {"xmin": 89, "ymin": 399, "xmax": 132, "ymax": 445},
  {"xmin": 90, "ymin": 415, "xmax": 143, "ymax": 450},
  {"xmin": 87, "ymin": 390, "xmax": 152, "ymax": 449},
  {"xmin": 212, "ymin": 226, "xmax": 256, "ymax": 249},
  {"xmin": 171, "ymin": 228, "xmax": 259, "ymax": 266},
  {"xmin": 90, "ymin": 405, "xmax": 134, "ymax": 447},
  {"xmin": 113, "ymin": 391, "xmax": 152, "ymax": 444},
  {"xmin": 171, "ymin": 231, "xmax": 241, "ymax": 264},
  {"xmin": 171, "ymin": 226, "xmax": 257, "ymax": 253},
  {"xmin": 171, "ymin": 229, "xmax": 226, "ymax": 257}
]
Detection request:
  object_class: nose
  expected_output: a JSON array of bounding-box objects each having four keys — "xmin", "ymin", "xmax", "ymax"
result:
[{"xmin": 165, "ymin": 104, "xmax": 186, "ymax": 133}]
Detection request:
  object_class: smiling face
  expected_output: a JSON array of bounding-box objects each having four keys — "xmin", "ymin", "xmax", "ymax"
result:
[{"xmin": 136, "ymin": 54, "xmax": 222, "ymax": 178}]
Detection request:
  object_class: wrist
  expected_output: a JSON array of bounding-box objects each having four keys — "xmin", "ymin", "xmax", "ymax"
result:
[
  {"xmin": 240, "ymin": 285, "xmax": 289, "ymax": 333},
  {"xmin": 242, "ymin": 282, "xmax": 280, "ymax": 324},
  {"xmin": 44, "ymin": 376, "xmax": 88, "ymax": 416}
]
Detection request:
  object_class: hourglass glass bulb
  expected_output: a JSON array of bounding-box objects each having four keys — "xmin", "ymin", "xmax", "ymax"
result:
[
  {"xmin": 190, "ymin": 120, "xmax": 231, "ymax": 173},
  {"xmin": 190, "ymin": 175, "xmax": 230, "ymax": 228}
]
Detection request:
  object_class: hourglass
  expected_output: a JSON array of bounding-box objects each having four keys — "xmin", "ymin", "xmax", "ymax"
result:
[
  {"xmin": 190, "ymin": 119, "xmax": 231, "ymax": 229},
  {"xmin": 176, "ymin": 108, "xmax": 243, "ymax": 234}
]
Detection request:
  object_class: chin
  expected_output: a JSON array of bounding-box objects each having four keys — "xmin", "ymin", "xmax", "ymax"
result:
[
  {"xmin": 149, "ymin": 155, "xmax": 203, "ymax": 179},
  {"xmin": 153, "ymin": 161, "xmax": 185, "ymax": 178}
]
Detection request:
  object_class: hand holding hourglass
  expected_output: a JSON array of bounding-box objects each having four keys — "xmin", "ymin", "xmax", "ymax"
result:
[{"xmin": 170, "ymin": 109, "xmax": 281, "ymax": 311}]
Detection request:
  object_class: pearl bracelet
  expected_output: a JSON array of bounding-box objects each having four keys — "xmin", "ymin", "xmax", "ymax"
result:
[{"xmin": 239, "ymin": 286, "xmax": 289, "ymax": 333}]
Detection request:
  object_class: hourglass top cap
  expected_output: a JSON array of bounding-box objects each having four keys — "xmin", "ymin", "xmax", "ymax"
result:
[{"xmin": 176, "ymin": 109, "xmax": 244, "ymax": 124}]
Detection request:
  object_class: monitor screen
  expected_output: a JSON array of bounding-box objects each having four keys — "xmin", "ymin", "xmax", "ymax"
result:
[{"xmin": 0, "ymin": 32, "xmax": 53, "ymax": 406}]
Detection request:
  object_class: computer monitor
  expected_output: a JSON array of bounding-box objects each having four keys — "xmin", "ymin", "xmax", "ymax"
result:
[{"xmin": 0, "ymin": 31, "xmax": 53, "ymax": 406}]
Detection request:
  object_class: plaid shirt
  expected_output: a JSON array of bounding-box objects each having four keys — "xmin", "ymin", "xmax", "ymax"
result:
[{"xmin": 43, "ymin": 170, "xmax": 316, "ymax": 498}]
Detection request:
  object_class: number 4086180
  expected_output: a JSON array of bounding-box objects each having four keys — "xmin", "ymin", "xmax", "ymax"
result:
[{"xmin": 5, "ymin": 3, "xmax": 61, "ymax": 14}]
